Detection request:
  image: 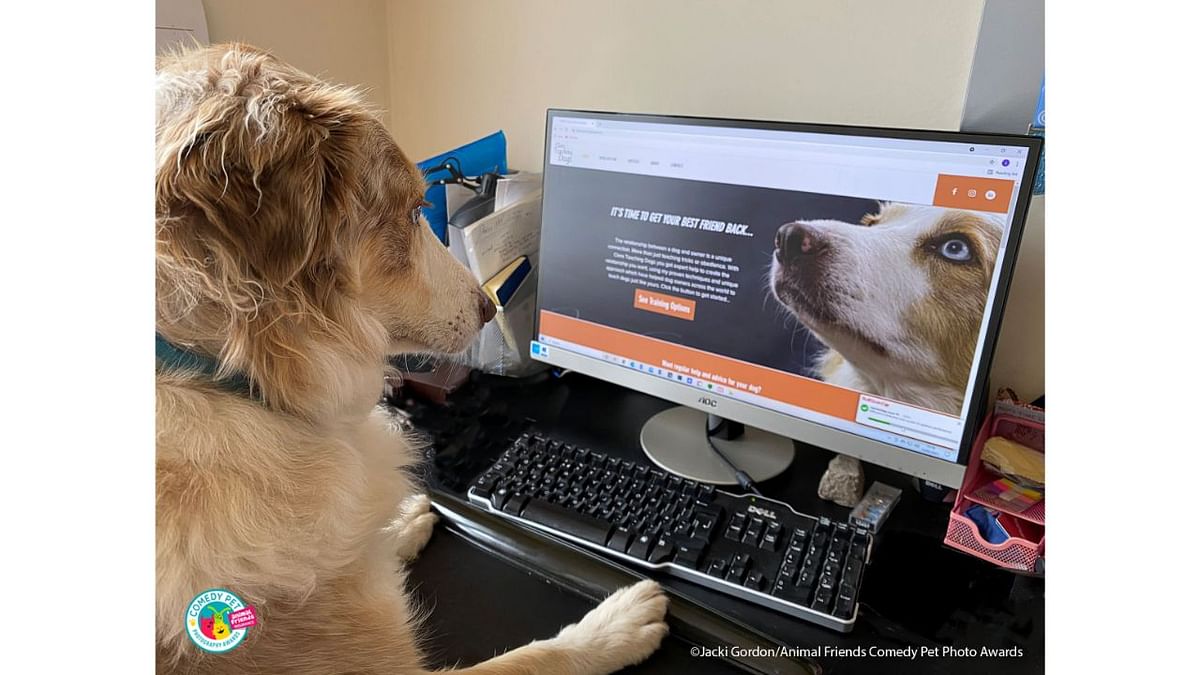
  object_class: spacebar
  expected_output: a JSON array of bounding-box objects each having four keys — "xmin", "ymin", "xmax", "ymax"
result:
[{"xmin": 519, "ymin": 499, "xmax": 614, "ymax": 546}]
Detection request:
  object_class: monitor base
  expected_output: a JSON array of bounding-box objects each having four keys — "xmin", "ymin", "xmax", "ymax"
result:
[{"xmin": 639, "ymin": 406, "xmax": 795, "ymax": 485}]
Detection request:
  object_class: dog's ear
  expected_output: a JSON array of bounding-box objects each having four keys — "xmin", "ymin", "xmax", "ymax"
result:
[
  {"xmin": 860, "ymin": 200, "xmax": 885, "ymax": 226},
  {"xmin": 155, "ymin": 45, "xmax": 382, "ymax": 416},
  {"xmin": 156, "ymin": 47, "xmax": 370, "ymax": 295}
]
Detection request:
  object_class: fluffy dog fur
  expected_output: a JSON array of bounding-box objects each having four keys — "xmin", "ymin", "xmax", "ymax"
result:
[
  {"xmin": 770, "ymin": 203, "xmax": 1002, "ymax": 415},
  {"xmin": 156, "ymin": 44, "xmax": 668, "ymax": 674}
]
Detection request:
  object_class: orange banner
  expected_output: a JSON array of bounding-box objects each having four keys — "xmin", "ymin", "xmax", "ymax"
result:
[
  {"xmin": 633, "ymin": 288, "xmax": 696, "ymax": 321},
  {"xmin": 539, "ymin": 310, "xmax": 860, "ymax": 422},
  {"xmin": 932, "ymin": 174, "xmax": 1014, "ymax": 213}
]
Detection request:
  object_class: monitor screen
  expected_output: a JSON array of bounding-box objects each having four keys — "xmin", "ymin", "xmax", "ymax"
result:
[{"xmin": 532, "ymin": 110, "xmax": 1040, "ymax": 486}]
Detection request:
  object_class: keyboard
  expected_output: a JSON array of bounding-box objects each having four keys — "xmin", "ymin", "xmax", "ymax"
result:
[{"xmin": 466, "ymin": 432, "xmax": 873, "ymax": 632}]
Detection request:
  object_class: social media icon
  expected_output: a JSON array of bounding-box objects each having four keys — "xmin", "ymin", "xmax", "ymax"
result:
[
  {"xmin": 967, "ymin": 189, "xmax": 977, "ymax": 198},
  {"xmin": 984, "ymin": 190, "xmax": 997, "ymax": 201},
  {"xmin": 686, "ymin": 377, "xmax": 693, "ymax": 384},
  {"xmin": 951, "ymin": 187, "xmax": 959, "ymax": 196}
]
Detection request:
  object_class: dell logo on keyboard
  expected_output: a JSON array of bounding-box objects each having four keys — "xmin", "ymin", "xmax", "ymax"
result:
[
  {"xmin": 698, "ymin": 397, "xmax": 718, "ymax": 408},
  {"xmin": 748, "ymin": 505, "xmax": 777, "ymax": 519}
]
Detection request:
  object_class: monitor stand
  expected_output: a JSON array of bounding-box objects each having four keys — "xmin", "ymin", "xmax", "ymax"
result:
[{"xmin": 639, "ymin": 406, "xmax": 795, "ymax": 485}]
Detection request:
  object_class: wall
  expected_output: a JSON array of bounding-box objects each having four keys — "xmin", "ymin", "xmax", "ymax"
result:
[
  {"xmin": 385, "ymin": 0, "xmax": 986, "ymax": 170},
  {"xmin": 156, "ymin": 0, "xmax": 208, "ymax": 54},
  {"xmin": 195, "ymin": 0, "xmax": 1044, "ymax": 401},
  {"xmin": 958, "ymin": 0, "xmax": 1045, "ymax": 401},
  {"xmin": 960, "ymin": 0, "xmax": 1044, "ymax": 135},
  {"xmin": 201, "ymin": 0, "xmax": 392, "ymax": 124}
]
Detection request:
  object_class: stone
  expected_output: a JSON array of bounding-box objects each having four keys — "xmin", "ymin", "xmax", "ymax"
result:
[{"xmin": 817, "ymin": 454, "xmax": 865, "ymax": 507}]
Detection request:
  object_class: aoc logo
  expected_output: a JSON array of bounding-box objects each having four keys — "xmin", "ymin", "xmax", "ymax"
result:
[
  {"xmin": 697, "ymin": 397, "xmax": 719, "ymax": 408},
  {"xmin": 185, "ymin": 589, "xmax": 258, "ymax": 653}
]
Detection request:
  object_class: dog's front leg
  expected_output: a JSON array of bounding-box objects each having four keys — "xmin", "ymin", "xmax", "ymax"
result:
[
  {"xmin": 436, "ymin": 579, "xmax": 670, "ymax": 675},
  {"xmin": 387, "ymin": 494, "xmax": 440, "ymax": 563}
]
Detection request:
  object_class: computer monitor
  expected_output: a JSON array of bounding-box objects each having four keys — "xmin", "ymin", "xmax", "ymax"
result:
[{"xmin": 531, "ymin": 110, "xmax": 1042, "ymax": 489}]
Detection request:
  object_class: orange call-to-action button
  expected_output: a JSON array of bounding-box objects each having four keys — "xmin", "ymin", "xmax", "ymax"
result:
[
  {"xmin": 933, "ymin": 174, "xmax": 1014, "ymax": 213},
  {"xmin": 633, "ymin": 288, "xmax": 696, "ymax": 321}
]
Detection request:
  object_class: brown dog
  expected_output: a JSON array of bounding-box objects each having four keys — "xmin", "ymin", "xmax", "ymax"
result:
[{"xmin": 156, "ymin": 43, "xmax": 668, "ymax": 674}]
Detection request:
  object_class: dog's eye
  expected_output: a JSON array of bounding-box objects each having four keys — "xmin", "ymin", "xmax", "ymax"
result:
[{"xmin": 937, "ymin": 238, "xmax": 973, "ymax": 262}]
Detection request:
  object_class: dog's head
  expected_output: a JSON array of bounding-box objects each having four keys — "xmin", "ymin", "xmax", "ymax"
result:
[
  {"xmin": 156, "ymin": 44, "xmax": 492, "ymax": 417},
  {"xmin": 770, "ymin": 203, "xmax": 1002, "ymax": 392}
]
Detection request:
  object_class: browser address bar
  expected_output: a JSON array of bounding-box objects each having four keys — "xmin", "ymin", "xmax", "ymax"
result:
[
  {"xmin": 564, "ymin": 128, "xmax": 997, "ymax": 168},
  {"xmin": 572, "ymin": 138, "xmax": 995, "ymax": 173}
]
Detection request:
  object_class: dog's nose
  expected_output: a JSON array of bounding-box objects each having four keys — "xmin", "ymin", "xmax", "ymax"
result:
[
  {"xmin": 477, "ymin": 290, "xmax": 497, "ymax": 325},
  {"xmin": 775, "ymin": 222, "xmax": 825, "ymax": 262}
]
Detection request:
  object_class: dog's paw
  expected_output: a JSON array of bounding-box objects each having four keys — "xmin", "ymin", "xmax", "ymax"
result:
[
  {"xmin": 556, "ymin": 580, "xmax": 669, "ymax": 672},
  {"xmin": 389, "ymin": 494, "xmax": 438, "ymax": 563},
  {"xmin": 397, "ymin": 494, "xmax": 433, "ymax": 523}
]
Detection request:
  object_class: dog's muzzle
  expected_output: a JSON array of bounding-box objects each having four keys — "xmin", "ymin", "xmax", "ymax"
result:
[
  {"xmin": 477, "ymin": 289, "xmax": 497, "ymax": 325},
  {"xmin": 775, "ymin": 222, "xmax": 829, "ymax": 266}
]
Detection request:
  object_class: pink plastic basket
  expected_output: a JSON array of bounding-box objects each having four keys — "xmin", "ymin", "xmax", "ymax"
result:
[{"xmin": 944, "ymin": 413, "xmax": 1045, "ymax": 572}]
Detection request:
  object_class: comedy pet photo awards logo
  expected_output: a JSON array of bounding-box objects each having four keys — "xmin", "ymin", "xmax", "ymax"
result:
[{"xmin": 185, "ymin": 588, "xmax": 258, "ymax": 653}]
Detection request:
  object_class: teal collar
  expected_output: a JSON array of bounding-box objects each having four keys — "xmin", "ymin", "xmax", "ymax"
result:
[{"xmin": 156, "ymin": 333, "xmax": 258, "ymax": 399}]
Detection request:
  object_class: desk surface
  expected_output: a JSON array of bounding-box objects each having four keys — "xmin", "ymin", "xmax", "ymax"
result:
[{"xmin": 396, "ymin": 371, "xmax": 1043, "ymax": 674}]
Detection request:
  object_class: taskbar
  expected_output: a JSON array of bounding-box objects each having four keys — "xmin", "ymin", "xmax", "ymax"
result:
[{"xmin": 532, "ymin": 336, "xmax": 960, "ymax": 463}]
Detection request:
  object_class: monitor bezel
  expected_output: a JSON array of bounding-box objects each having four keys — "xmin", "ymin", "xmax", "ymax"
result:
[{"xmin": 533, "ymin": 108, "xmax": 1043, "ymax": 488}]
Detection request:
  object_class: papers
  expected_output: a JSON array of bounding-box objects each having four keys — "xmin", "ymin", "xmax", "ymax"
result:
[{"xmin": 450, "ymin": 191, "xmax": 542, "ymax": 283}]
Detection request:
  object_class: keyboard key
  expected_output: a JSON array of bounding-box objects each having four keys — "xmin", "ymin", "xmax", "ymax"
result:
[
  {"xmin": 490, "ymin": 485, "xmax": 513, "ymax": 510},
  {"xmin": 843, "ymin": 558, "xmax": 864, "ymax": 588},
  {"xmin": 502, "ymin": 493, "xmax": 529, "ymax": 515},
  {"xmin": 833, "ymin": 594, "xmax": 856, "ymax": 619},
  {"xmin": 812, "ymin": 586, "xmax": 834, "ymax": 613},
  {"xmin": 822, "ymin": 561, "xmax": 841, "ymax": 579},
  {"xmin": 673, "ymin": 544, "xmax": 703, "ymax": 568},
  {"xmin": 850, "ymin": 535, "xmax": 870, "ymax": 562},
  {"xmin": 725, "ymin": 512, "xmax": 747, "ymax": 540},
  {"xmin": 797, "ymin": 568, "xmax": 817, "ymax": 588},
  {"xmin": 628, "ymin": 533, "xmax": 655, "ymax": 560},
  {"xmin": 520, "ymin": 498, "xmax": 613, "ymax": 546},
  {"xmin": 761, "ymin": 521, "xmax": 783, "ymax": 550},
  {"xmin": 777, "ymin": 563, "xmax": 798, "ymax": 585},
  {"xmin": 745, "ymin": 570, "xmax": 765, "ymax": 590},
  {"xmin": 726, "ymin": 564, "xmax": 747, "ymax": 584},
  {"xmin": 743, "ymin": 517, "xmax": 765, "ymax": 545},
  {"xmin": 774, "ymin": 581, "xmax": 812, "ymax": 606},
  {"xmin": 607, "ymin": 526, "xmax": 635, "ymax": 553},
  {"xmin": 648, "ymin": 538, "xmax": 675, "ymax": 563},
  {"xmin": 817, "ymin": 574, "xmax": 839, "ymax": 597},
  {"xmin": 706, "ymin": 558, "xmax": 728, "ymax": 577}
]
